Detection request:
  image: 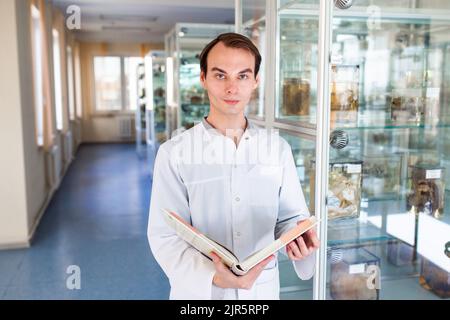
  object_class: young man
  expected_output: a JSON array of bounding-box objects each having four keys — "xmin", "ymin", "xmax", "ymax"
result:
[{"xmin": 148, "ymin": 33, "xmax": 319, "ymax": 300}]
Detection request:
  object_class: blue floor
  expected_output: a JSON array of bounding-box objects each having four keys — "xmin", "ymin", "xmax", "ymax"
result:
[{"xmin": 0, "ymin": 143, "xmax": 170, "ymax": 299}]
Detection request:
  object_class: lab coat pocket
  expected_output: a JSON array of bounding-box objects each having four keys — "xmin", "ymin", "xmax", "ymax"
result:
[{"xmin": 247, "ymin": 165, "xmax": 282, "ymax": 207}]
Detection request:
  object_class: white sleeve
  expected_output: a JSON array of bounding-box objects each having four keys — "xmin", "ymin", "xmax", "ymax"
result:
[
  {"xmin": 147, "ymin": 144, "xmax": 216, "ymax": 299},
  {"xmin": 276, "ymin": 141, "xmax": 316, "ymax": 280}
]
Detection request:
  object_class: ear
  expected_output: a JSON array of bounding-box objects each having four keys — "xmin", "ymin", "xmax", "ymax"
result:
[
  {"xmin": 200, "ymin": 71, "xmax": 207, "ymax": 90},
  {"xmin": 253, "ymin": 73, "xmax": 260, "ymax": 90}
]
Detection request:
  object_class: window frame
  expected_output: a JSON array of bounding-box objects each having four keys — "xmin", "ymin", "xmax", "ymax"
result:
[
  {"xmin": 92, "ymin": 55, "xmax": 143, "ymax": 114},
  {"xmin": 30, "ymin": 4, "xmax": 45, "ymax": 146}
]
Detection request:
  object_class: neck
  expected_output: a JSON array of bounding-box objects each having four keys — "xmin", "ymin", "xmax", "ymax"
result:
[
  {"xmin": 206, "ymin": 109, "xmax": 248, "ymax": 147},
  {"xmin": 206, "ymin": 109, "xmax": 247, "ymax": 136}
]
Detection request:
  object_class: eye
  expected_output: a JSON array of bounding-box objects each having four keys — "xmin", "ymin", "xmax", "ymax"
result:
[
  {"xmin": 239, "ymin": 74, "xmax": 249, "ymax": 80},
  {"xmin": 215, "ymin": 73, "xmax": 225, "ymax": 80}
]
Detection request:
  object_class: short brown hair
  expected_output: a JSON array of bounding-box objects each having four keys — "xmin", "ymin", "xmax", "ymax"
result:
[{"xmin": 199, "ymin": 32, "xmax": 261, "ymax": 78}]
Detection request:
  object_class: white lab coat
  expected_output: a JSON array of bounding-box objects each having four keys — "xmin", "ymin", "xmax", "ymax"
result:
[{"xmin": 147, "ymin": 117, "xmax": 315, "ymax": 300}]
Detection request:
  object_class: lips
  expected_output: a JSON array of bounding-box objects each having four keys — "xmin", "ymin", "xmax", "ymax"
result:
[{"xmin": 224, "ymin": 99, "xmax": 239, "ymax": 105}]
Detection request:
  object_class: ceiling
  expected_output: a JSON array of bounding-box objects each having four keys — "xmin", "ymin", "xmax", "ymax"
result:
[{"xmin": 52, "ymin": 0, "xmax": 235, "ymax": 44}]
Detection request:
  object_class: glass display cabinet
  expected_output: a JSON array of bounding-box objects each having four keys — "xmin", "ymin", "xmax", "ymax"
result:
[
  {"xmin": 240, "ymin": 0, "xmax": 267, "ymax": 119},
  {"xmin": 135, "ymin": 62, "xmax": 146, "ymax": 157},
  {"xmin": 236, "ymin": 0, "xmax": 450, "ymax": 300},
  {"xmin": 144, "ymin": 51, "xmax": 167, "ymax": 151},
  {"xmin": 164, "ymin": 23, "xmax": 234, "ymax": 135}
]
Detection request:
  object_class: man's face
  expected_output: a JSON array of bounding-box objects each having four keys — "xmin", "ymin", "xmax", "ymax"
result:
[{"xmin": 200, "ymin": 42, "xmax": 259, "ymax": 117}]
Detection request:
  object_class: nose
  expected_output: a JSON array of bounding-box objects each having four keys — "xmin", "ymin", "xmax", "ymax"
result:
[{"xmin": 225, "ymin": 79, "xmax": 238, "ymax": 95}]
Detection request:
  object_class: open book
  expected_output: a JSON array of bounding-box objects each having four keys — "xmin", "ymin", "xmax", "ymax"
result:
[{"xmin": 162, "ymin": 208, "xmax": 318, "ymax": 276}]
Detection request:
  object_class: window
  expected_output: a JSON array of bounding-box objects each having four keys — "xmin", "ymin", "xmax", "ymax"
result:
[
  {"xmin": 67, "ymin": 46, "xmax": 75, "ymax": 120},
  {"xmin": 31, "ymin": 4, "xmax": 44, "ymax": 146},
  {"xmin": 93, "ymin": 56, "xmax": 143, "ymax": 111},
  {"xmin": 74, "ymin": 45, "xmax": 83, "ymax": 119},
  {"xmin": 52, "ymin": 28, "xmax": 63, "ymax": 130}
]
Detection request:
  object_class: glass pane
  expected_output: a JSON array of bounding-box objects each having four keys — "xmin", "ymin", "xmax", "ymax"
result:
[
  {"xmin": 279, "ymin": 129, "xmax": 316, "ymax": 300},
  {"xmin": 152, "ymin": 57, "xmax": 167, "ymax": 144},
  {"xmin": 31, "ymin": 5, "xmax": 44, "ymax": 146},
  {"xmin": 67, "ymin": 46, "xmax": 75, "ymax": 121},
  {"xmin": 179, "ymin": 50, "xmax": 208, "ymax": 129},
  {"xmin": 242, "ymin": 0, "xmax": 266, "ymax": 24},
  {"xmin": 326, "ymin": 0, "xmax": 450, "ymax": 300},
  {"xmin": 124, "ymin": 57, "xmax": 144, "ymax": 111},
  {"xmin": 176, "ymin": 24, "xmax": 235, "ymax": 130},
  {"xmin": 52, "ymin": 29, "xmax": 63, "ymax": 131},
  {"xmin": 277, "ymin": 1, "xmax": 319, "ymax": 126},
  {"xmin": 94, "ymin": 56, "xmax": 122, "ymax": 111},
  {"xmin": 74, "ymin": 46, "xmax": 83, "ymax": 119},
  {"xmin": 242, "ymin": 1, "xmax": 266, "ymax": 119}
]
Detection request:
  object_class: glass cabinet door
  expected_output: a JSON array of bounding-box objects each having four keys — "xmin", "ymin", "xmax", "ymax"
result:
[
  {"xmin": 177, "ymin": 24, "xmax": 235, "ymax": 130},
  {"xmin": 278, "ymin": 129, "xmax": 316, "ymax": 299},
  {"xmin": 277, "ymin": 0, "xmax": 319, "ymax": 127},
  {"xmin": 324, "ymin": 0, "xmax": 450, "ymax": 300},
  {"xmin": 165, "ymin": 24, "xmax": 234, "ymax": 132},
  {"xmin": 145, "ymin": 51, "xmax": 166, "ymax": 149},
  {"xmin": 241, "ymin": 0, "xmax": 267, "ymax": 119}
]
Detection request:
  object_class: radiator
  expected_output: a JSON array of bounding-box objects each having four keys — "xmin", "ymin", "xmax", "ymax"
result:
[
  {"xmin": 45, "ymin": 144, "xmax": 62, "ymax": 190},
  {"xmin": 118, "ymin": 116, "xmax": 133, "ymax": 139}
]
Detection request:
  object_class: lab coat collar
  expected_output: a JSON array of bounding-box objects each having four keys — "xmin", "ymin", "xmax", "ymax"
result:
[{"xmin": 200, "ymin": 116, "xmax": 257, "ymax": 142}]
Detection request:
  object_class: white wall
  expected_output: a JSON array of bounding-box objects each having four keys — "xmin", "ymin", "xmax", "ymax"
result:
[
  {"xmin": 0, "ymin": 0, "xmax": 74, "ymax": 248},
  {"xmin": 15, "ymin": 0, "xmax": 50, "ymax": 238},
  {"xmin": 0, "ymin": 0, "xmax": 30, "ymax": 247}
]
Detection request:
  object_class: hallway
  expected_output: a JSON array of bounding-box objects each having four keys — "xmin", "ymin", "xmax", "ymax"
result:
[{"xmin": 0, "ymin": 144, "xmax": 169, "ymax": 299}]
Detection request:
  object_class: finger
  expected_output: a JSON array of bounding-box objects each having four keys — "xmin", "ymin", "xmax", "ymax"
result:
[
  {"xmin": 210, "ymin": 251, "xmax": 221, "ymax": 264},
  {"xmin": 308, "ymin": 229, "xmax": 320, "ymax": 249},
  {"xmin": 254, "ymin": 254, "xmax": 274, "ymax": 271},
  {"xmin": 286, "ymin": 246, "xmax": 296, "ymax": 261},
  {"xmin": 246, "ymin": 255, "xmax": 274, "ymax": 280},
  {"xmin": 210, "ymin": 252, "xmax": 227, "ymax": 271},
  {"xmin": 296, "ymin": 236, "xmax": 310, "ymax": 256},
  {"xmin": 289, "ymin": 241, "xmax": 303, "ymax": 259}
]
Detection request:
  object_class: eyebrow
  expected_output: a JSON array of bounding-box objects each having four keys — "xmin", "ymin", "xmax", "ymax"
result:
[{"xmin": 211, "ymin": 67, "xmax": 253, "ymax": 74}]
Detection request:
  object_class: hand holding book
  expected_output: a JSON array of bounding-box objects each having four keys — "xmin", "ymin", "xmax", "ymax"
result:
[
  {"xmin": 286, "ymin": 221, "xmax": 320, "ymax": 261},
  {"xmin": 211, "ymin": 252, "xmax": 275, "ymax": 290}
]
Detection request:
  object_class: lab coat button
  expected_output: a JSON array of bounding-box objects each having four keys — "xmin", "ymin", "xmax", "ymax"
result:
[
  {"xmin": 235, "ymin": 197, "xmax": 240, "ymax": 202},
  {"xmin": 236, "ymin": 232, "xmax": 241, "ymax": 237}
]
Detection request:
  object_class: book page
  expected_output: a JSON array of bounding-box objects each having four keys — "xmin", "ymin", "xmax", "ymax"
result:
[
  {"xmin": 238, "ymin": 216, "xmax": 318, "ymax": 273},
  {"xmin": 162, "ymin": 209, "xmax": 239, "ymax": 267}
]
